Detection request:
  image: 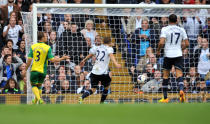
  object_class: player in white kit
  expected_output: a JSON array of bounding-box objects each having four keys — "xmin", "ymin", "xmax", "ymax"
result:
[
  {"xmin": 79, "ymin": 37, "xmax": 121, "ymax": 104},
  {"xmin": 157, "ymin": 14, "xmax": 189, "ymax": 103}
]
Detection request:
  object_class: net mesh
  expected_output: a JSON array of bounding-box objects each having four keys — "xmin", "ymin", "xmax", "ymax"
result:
[{"xmin": 20, "ymin": 6, "xmax": 210, "ymax": 104}]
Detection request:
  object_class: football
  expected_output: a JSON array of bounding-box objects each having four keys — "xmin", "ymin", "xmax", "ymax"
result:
[{"xmin": 137, "ymin": 74, "xmax": 147, "ymax": 83}]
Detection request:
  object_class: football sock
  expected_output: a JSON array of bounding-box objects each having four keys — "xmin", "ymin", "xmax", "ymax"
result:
[
  {"xmin": 37, "ymin": 84, "xmax": 42, "ymax": 98},
  {"xmin": 32, "ymin": 86, "xmax": 41, "ymax": 101},
  {"xmin": 100, "ymin": 89, "xmax": 109, "ymax": 103},
  {"xmin": 177, "ymin": 77, "xmax": 184, "ymax": 91},
  {"xmin": 163, "ymin": 79, "xmax": 169, "ymax": 99},
  {"xmin": 82, "ymin": 89, "xmax": 93, "ymax": 99}
]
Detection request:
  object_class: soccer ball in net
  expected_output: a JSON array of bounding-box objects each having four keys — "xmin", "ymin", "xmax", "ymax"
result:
[{"xmin": 137, "ymin": 74, "xmax": 147, "ymax": 83}]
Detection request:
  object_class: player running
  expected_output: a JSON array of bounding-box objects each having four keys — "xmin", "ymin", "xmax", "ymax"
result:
[{"xmin": 79, "ymin": 37, "xmax": 121, "ymax": 104}]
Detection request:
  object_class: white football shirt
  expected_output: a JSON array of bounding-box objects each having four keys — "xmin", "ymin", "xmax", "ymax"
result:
[
  {"xmin": 89, "ymin": 44, "xmax": 113, "ymax": 75},
  {"xmin": 3, "ymin": 25, "xmax": 22, "ymax": 50},
  {"xmin": 160, "ymin": 25, "xmax": 188, "ymax": 58}
]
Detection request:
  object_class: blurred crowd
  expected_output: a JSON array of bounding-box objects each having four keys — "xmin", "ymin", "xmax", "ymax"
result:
[{"xmin": 0, "ymin": 0, "xmax": 209, "ymax": 95}]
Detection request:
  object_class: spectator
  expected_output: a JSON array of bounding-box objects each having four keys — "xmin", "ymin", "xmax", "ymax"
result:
[
  {"xmin": 3, "ymin": 17, "xmax": 24, "ymax": 50},
  {"xmin": 57, "ymin": 80, "xmax": 71, "ymax": 94},
  {"xmin": 194, "ymin": 38, "xmax": 210, "ymax": 79},
  {"xmin": 0, "ymin": 0, "xmax": 7, "ymax": 5},
  {"xmin": 2, "ymin": 78, "xmax": 21, "ymax": 94},
  {"xmin": 185, "ymin": 67, "xmax": 201, "ymax": 93},
  {"xmin": 15, "ymin": 40, "xmax": 26, "ymax": 62},
  {"xmin": 193, "ymin": 35, "xmax": 202, "ymax": 54},
  {"xmin": 15, "ymin": 0, "xmax": 32, "ymax": 12},
  {"xmin": 42, "ymin": 79, "xmax": 57, "ymax": 94},
  {"xmin": 183, "ymin": 79, "xmax": 191, "ymax": 93},
  {"xmin": 1, "ymin": 0, "xmax": 21, "ymax": 26},
  {"xmin": 55, "ymin": 65, "xmax": 70, "ymax": 84},
  {"xmin": 85, "ymin": 37, "xmax": 92, "ymax": 49},
  {"xmin": 202, "ymin": 17, "xmax": 210, "ymax": 40},
  {"xmin": 47, "ymin": 56, "xmax": 61, "ymax": 77},
  {"xmin": 144, "ymin": 63, "xmax": 154, "ymax": 81},
  {"xmin": 131, "ymin": 17, "xmax": 157, "ymax": 64},
  {"xmin": 128, "ymin": 9, "xmax": 144, "ymax": 35},
  {"xmin": 19, "ymin": 75, "xmax": 26, "ymax": 94},
  {"xmin": 16, "ymin": 62, "xmax": 26, "ymax": 83},
  {"xmin": 38, "ymin": 13, "xmax": 58, "ymax": 32},
  {"xmin": 80, "ymin": 20, "xmax": 98, "ymax": 46},
  {"xmin": 67, "ymin": 23, "xmax": 87, "ymax": 65},
  {"xmin": 48, "ymin": 31, "xmax": 57, "ymax": 55},
  {"xmin": 183, "ymin": 48, "xmax": 190, "ymax": 76},
  {"xmin": 57, "ymin": 14, "xmax": 73, "ymax": 38},
  {"xmin": 6, "ymin": 39, "xmax": 14, "ymax": 54},
  {"xmin": 77, "ymin": 79, "xmax": 91, "ymax": 94},
  {"xmin": 0, "ymin": 54, "xmax": 23, "ymax": 88},
  {"xmin": 183, "ymin": 10, "xmax": 205, "ymax": 53},
  {"xmin": 136, "ymin": 47, "xmax": 154, "ymax": 72},
  {"xmin": 139, "ymin": 0, "xmax": 156, "ymax": 11},
  {"xmin": 0, "ymin": 46, "xmax": 11, "ymax": 58},
  {"xmin": 141, "ymin": 70, "xmax": 162, "ymax": 93},
  {"xmin": 57, "ymin": 21, "xmax": 70, "ymax": 56}
]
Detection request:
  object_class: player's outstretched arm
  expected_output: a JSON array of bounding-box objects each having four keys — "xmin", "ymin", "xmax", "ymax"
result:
[
  {"xmin": 80, "ymin": 54, "xmax": 94, "ymax": 67},
  {"xmin": 157, "ymin": 37, "xmax": 165, "ymax": 57},
  {"xmin": 50, "ymin": 55, "xmax": 70, "ymax": 63},
  {"xmin": 109, "ymin": 53, "xmax": 121, "ymax": 68}
]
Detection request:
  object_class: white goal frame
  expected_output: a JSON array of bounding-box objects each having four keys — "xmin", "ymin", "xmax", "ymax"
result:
[{"xmin": 27, "ymin": 4, "xmax": 210, "ymax": 104}]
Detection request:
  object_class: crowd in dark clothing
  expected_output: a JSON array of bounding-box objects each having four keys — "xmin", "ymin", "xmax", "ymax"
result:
[{"xmin": 0, "ymin": 0, "xmax": 209, "ymax": 95}]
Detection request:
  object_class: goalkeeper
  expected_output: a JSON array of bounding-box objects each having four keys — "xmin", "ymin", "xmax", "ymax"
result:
[{"xmin": 22, "ymin": 32, "xmax": 70, "ymax": 104}]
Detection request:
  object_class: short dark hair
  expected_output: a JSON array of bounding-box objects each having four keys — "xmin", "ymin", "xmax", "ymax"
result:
[
  {"xmin": 169, "ymin": 14, "xmax": 177, "ymax": 23},
  {"xmin": 3, "ymin": 54, "xmax": 12, "ymax": 61},
  {"xmin": 38, "ymin": 32, "xmax": 44, "ymax": 41},
  {"xmin": 103, "ymin": 37, "xmax": 111, "ymax": 44},
  {"xmin": 7, "ymin": 39, "xmax": 13, "ymax": 45}
]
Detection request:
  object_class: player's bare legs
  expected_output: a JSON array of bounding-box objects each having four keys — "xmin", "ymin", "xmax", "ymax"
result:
[
  {"xmin": 175, "ymin": 69, "xmax": 185, "ymax": 103},
  {"xmin": 159, "ymin": 69, "xmax": 170, "ymax": 103}
]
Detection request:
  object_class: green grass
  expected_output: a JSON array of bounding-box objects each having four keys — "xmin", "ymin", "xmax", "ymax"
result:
[{"xmin": 0, "ymin": 103, "xmax": 210, "ymax": 124}]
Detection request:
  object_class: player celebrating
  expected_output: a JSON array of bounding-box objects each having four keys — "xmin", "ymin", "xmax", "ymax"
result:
[
  {"xmin": 157, "ymin": 14, "xmax": 189, "ymax": 103},
  {"xmin": 79, "ymin": 37, "xmax": 121, "ymax": 104},
  {"xmin": 23, "ymin": 32, "xmax": 70, "ymax": 104}
]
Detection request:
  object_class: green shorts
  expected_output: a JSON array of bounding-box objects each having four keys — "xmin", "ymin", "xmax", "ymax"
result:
[{"xmin": 30, "ymin": 71, "xmax": 46, "ymax": 84}]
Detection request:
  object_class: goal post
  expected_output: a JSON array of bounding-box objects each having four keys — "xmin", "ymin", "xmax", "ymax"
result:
[{"xmin": 21, "ymin": 4, "xmax": 210, "ymax": 104}]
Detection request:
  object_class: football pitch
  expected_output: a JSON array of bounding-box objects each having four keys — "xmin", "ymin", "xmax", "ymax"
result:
[{"xmin": 0, "ymin": 103, "xmax": 210, "ymax": 124}]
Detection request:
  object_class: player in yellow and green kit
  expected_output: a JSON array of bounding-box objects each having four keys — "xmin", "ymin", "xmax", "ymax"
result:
[{"xmin": 22, "ymin": 32, "xmax": 70, "ymax": 104}]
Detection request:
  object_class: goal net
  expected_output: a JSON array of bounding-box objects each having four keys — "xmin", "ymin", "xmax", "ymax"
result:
[{"xmin": 21, "ymin": 4, "xmax": 210, "ymax": 104}]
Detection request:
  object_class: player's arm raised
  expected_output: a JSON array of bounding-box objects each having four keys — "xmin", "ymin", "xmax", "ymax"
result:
[
  {"xmin": 80, "ymin": 54, "xmax": 94, "ymax": 67},
  {"xmin": 157, "ymin": 37, "xmax": 165, "ymax": 57},
  {"xmin": 109, "ymin": 53, "xmax": 121, "ymax": 68}
]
